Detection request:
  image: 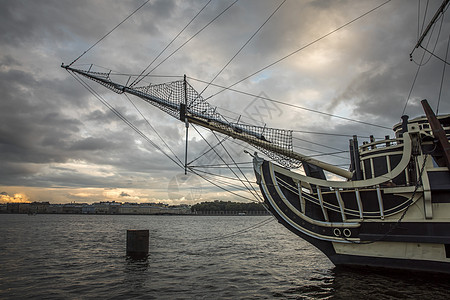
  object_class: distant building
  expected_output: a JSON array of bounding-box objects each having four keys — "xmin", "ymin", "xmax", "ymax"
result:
[
  {"xmin": 82, "ymin": 205, "xmax": 95, "ymax": 214},
  {"xmin": 62, "ymin": 204, "xmax": 83, "ymax": 214},
  {"xmin": 0, "ymin": 201, "xmax": 193, "ymax": 215},
  {"xmin": 47, "ymin": 204, "xmax": 63, "ymax": 214}
]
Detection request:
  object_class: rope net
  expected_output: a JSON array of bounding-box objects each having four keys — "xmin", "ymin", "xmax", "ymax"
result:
[
  {"xmin": 135, "ymin": 79, "xmax": 300, "ymax": 168},
  {"xmin": 71, "ymin": 66, "xmax": 301, "ymax": 169}
]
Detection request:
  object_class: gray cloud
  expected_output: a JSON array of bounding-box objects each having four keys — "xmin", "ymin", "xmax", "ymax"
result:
[{"xmin": 0, "ymin": 0, "xmax": 449, "ymax": 203}]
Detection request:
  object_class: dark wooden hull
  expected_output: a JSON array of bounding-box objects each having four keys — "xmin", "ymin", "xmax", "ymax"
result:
[{"xmin": 258, "ymin": 160, "xmax": 450, "ymax": 274}]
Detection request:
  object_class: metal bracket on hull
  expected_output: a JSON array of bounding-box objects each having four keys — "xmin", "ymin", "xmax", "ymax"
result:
[{"xmin": 418, "ymin": 154, "xmax": 433, "ymax": 219}]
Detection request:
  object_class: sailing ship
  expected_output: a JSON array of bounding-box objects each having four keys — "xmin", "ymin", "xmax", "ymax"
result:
[{"xmin": 63, "ymin": 1, "xmax": 450, "ymax": 273}]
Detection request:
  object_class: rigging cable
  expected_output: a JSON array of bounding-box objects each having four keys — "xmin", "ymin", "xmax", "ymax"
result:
[
  {"xmin": 416, "ymin": 2, "xmax": 450, "ymax": 68},
  {"xmin": 192, "ymin": 165, "xmax": 253, "ymax": 169},
  {"xmin": 69, "ymin": 69, "xmax": 264, "ymax": 205},
  {"xmin": 292, "ymin": 136, "xmax": 345, "ymax": 152},
  {"xmin": 413, "ymin": 4, "xmax": 447, "ymax": 67},
  {"xmin": 69, "ymin": 69, "xmax": 264, "ymax": 204},
  {"xmin": 123, "ymin": 93, "xmax": 184, "ymax": 166},
  {"xmin": 189, "ymin": 167, "xmax": 261, "ymax": 202},
  {"xmin": 66, "ymin": 70, "xmax": 184, "ymax": 169},
  {"xmin": 420, "ymin": 44, "xmax": 450, "ymax": 65},
  {"xmin": 192, "ymin": 125, "xmax": 262, "ymax": 203},
  {"xmin": 191, "ymin": 124, "xmax": 263, "ymax": 202},
  {"xmin": 191, "ymin": 168, "xmax": 255, "ymax": 186},
  {"xmin": 131, "ymin": 0, "xmax": 240, "ymax": 87},
  {"xmin": 203, "ymin": 0, "xmax": 392, "ymax": 101},
  {"xmin": 187, "ymin": 136, "xmax": 230, "ymax": 166},
  {"xmin": 292, "ymin": 146, "xmax": 349, "ymax": 161},
  {"xmin": 402, "ymin": 11, "xmax": 443, "ymax": 116},
  {"xmin": 403, "ymin": 58, "xmax": 425, "ymax": 116},
  {"xmin": 411, "ymin": 0, "xmax": 450, "ymax": 56},
  {"xmin": 437, "ymin": 34, "xmax": 450, "ymax": 114},
  {"xmin": 211, "ymin": 130, "xmax": 264, "ymax": 202},
  {"xmin": 188, "ymin": 76, "xmax": 391, "ymax": 130},
  {"xmin": 188, "ymin": 217, "xmax": 275, "ymax": 242},
  {"xmin": 67, "ymin": 0, "xmax": 150, "ymax": 67},
  {"xmin": 190, "ymin": 162, "xmax": 253, "ymax": 168},
  {"xmin": 199, "ymin": 0, "xmax": 287, "ymax": 96},
  {"xmin": 292, "ymin": 130, "xmax": 376, "ymax": 139},
  {"xmin": 130, "ymin": 0, "xmax": 213, "ymax": 87},
  {"xmin": 419, "ymin": 0, "xmax": 431, "ymax": 40}
]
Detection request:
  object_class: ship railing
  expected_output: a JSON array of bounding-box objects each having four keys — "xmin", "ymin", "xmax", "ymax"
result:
[
  {"xmin": 291, "ymin": 180, "xmax": 388, "ymax": 222},
  {"xmin": 357, "ymin": 138, "xmax": 415, "ymax": 184},
  {"xmin": 285, "ymin": 177, "xmax": 422, "ymax": 224},
  {"xmin": 270, "ymin": 131, "xmax": 421, "ymax": 223},
  {"xmin": 360, "ymin": 138, "xmax": 401, "ymax": 153}
]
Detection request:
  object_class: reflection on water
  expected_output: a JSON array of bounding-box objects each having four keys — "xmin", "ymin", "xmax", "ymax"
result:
[
  {"xmin": 330, "ymin": 266, "xmax": 450, "ymax": 299},
  {"xmin": 0, "ymin": 214, "xmax": 449, "ymax": 299},
  {"xmin": 123, "ymin": 258, "xmax": 149, "ymax": 293},
  {"xmin": 274, "ymin": 266, "xmax": 450, "ymax": 299}
]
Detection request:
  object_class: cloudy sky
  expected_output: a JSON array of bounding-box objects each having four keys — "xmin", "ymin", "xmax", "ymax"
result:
[{"xmin": 1, "ymin": 0, "xmax": 449, "ymax": 204}]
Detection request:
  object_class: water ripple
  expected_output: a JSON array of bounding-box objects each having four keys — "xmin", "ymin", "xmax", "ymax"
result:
[{"xmin": 0, "ymin": 214, "xmax": 448, "ymax": 299}]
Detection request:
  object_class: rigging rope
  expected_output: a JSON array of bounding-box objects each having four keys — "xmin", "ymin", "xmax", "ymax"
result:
[
  {"xmin": 191, "ymin": 124, "xmax": 263, "ymax": 202},
  {"xmin": 188, "ymin": 76, "xmax": 391, "ymax": 130},
  {"xmin": 130, "ymin": 0, "xmax": 213, "ymax": 87},
  {"xmin": 403, "ymin": 60, "xmax": 425, "ymax": 117},
  {"xmin": 402, "ymin": 4, "xmax": 445, "ymax": 116},
  {"xmin": 192, "ymin": 168, "xmax": 255, "ymax": 185},
  {"xmin": 292, "ymin": 146, "xmax": 349, "ymax": 161},
  {"xmin": 292, "ymin": 136, "xmax": 345, "ymax": 152},
  {"xmin": 437, "ymin": 34, "xmax": 450, "ymax": 114},
  {"xmin": 188, "ymin": 136, "xmax": 230, "ymax": 166},
  {"xmin": 68, "ymin": 68, "xmax": 266, "ymax": 206},
  {"xmin": 420, "ymin": 44, "xmax": 450, "ymax": 65},
  {"xmin": 123, "ymin": 93, "xmax": 184, "ymax": 166},
  {"xmin": 131, "ymin": 0, "xmax": 240, "ymax": 87},
  {"xmin": 203, "ymin": 0, "xmax": 392, "ymax": 101},
  {"xmin": 190, "ymin": 167, "xmax": 261, "ymax": 202},
  {"xmin": 419, "ymin": 0, "xmax": 431, "ymax": 40},
  {"xmin": 192, "ymin": 164, "xmax": 252, "ymax": 168},
  {"xmin": 412, "ymin": 4, "xmax": 447, "ymax": 67},
  {"xmin": 199, "ymin": 0, "xmax": 287, "ymax": 96},
  {"xmin": 67, "ymin": 70, "xmax": 184, "ymax": 169},
  {"xmin": 157, "ymin": 216, "xmax": 275, "ymax": 243},
  {"xmin": 292, "ymin": 130, "xmax": 376, "ymax": 139},
  {"xmin": 67, "ymin": 0, "xmax": 150, "ymax": 67},
  {"xmin": 211, "ymin": 130, "xmax": 264, "ymax": 202},
  {"xmin": 187, "ymin": 217, "xmax": 274, "ymax": 242}
]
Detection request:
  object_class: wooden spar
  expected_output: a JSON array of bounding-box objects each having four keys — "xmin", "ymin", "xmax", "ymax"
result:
[
  {"xmin": 413, "ymin": 0, "xmax": 450, "ymax": 50},
  {"xmin": 183, "ymin": 75, "xmax": 189, "ymax": 175},
  {"xmin": 187, "ymin": 116, "xmax": 353, "ymax": 179},
  {"xmin": 63, "ymin": 65, "xmax": 353, "ymax": 179},
  {"xmin": 421, "ymin": 99, "xmax": 450, "ymax": 170}
]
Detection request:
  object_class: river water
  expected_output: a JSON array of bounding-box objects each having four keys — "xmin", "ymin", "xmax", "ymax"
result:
[{"xmin": 0, "ymin": 214, "xmax": 449, "ymax": 299}]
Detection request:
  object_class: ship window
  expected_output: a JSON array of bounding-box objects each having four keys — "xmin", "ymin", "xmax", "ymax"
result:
[{"xmin": 445, "ymin": 244, "xmax": 450, "ymax": 258}]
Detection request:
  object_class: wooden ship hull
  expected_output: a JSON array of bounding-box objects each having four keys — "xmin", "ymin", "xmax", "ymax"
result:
[
  {"xmin": 63, "ymin": 62, "xmax": 450, "ymax": 273},
  {"xmin": 253, "ymin": 110, "xmax": 450, "ymax": 274},
  {"xmin": 62, "ymin": 0, "xmax": 450, "ymax": 272}
]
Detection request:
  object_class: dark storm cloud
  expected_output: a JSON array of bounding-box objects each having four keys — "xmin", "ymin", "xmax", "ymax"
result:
[
  {"xmin": 0, "ymin": 0, "xmax": 449, "ymax": 202},
  {"xmin": 0, "ymin": 69, "xmax": 81, "ymax": 164}
]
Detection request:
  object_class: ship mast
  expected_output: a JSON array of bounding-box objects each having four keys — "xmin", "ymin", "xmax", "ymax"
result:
[
  {"xmin": 62, "ymin": 64, "xmax": 353, "ymax": 179},
  {"xmin": 411, "ymin": 0, "xmax": 450, "ymax": 56}
]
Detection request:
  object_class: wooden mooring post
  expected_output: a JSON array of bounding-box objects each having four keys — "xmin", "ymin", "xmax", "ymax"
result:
[{"xmin": 126, "ymin": 229, "xmax": 149, "ymax": 259}]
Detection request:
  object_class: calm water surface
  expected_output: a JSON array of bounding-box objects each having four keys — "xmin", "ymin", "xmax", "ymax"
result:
[{"xmin": 0, "ymin": 214, "xmax": 449, "ymax": 299}]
